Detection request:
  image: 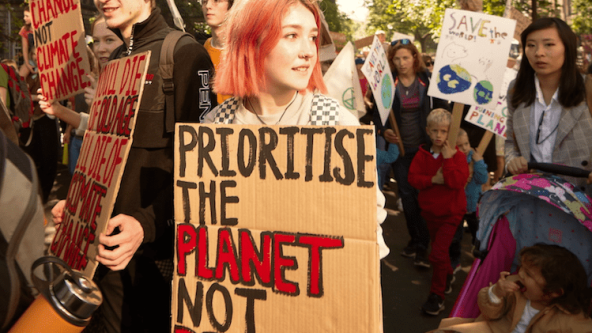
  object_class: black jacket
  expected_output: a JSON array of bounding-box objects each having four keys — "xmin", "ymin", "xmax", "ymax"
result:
[
  {"xmin": 373, "ymin": 70, "xmax": 450, "ymax": 148},
  {"xmin": 109, "ymin": 8, "xmax": 216, "ymax": 254}
]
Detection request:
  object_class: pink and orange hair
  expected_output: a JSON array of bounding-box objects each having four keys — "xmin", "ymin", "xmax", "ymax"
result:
[{"xmin": 214, "ymin": 0, "xmax": 327, "ymax": 98}]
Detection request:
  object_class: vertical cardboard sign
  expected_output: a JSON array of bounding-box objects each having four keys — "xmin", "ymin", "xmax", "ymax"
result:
[
  {"xmin": 50, "ymin": 52, "xmax": 151, "ymax": 277},
  {"xmin": 30, "ymin": 0, "xmax": 91, "ymax": 102},
  {"xmin": 509, "ymin": 8, "xmax": 531, "ymax": 41},
  {"xmin": 464, "ymin": 67, "xmax": 517, "ymax": 138},
  {"xmin": 173, "ymin": 124, "xmax": 380, "ymax": 333},
  {"xmin": 361, "ymin": 36, "xmax": 395, "ymax": 126},
  {"xmin": 428, "ymin": 9, "xmax": 516, "ymax": 111}
]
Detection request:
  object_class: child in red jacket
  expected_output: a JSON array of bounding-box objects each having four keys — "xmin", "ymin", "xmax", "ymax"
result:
[{"xmin": 408, "ymin": 108, "xmax": 469, "ymax": 316}]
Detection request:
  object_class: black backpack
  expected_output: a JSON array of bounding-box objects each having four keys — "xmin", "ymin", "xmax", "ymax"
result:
[{"xmin": 0, "ymin": 128, "xmax": 45, "ymax": 331}]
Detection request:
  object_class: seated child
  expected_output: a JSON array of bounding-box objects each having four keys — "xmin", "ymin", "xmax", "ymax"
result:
[
  {"xmin": 434, "ymin": 243, "xmax": 592, "ymax": 332},
  {"xmin": 408, "ymin": 108, "xmax": 469, "ymax": 315},
  {"xmin": 448, "ymin": 129, "xmax": 488, "ymax": 285}
]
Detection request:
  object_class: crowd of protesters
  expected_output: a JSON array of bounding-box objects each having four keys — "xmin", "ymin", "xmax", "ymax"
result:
[{"xmin": 2, "ymin": 0, "xmax": 592, "ymax": 332}]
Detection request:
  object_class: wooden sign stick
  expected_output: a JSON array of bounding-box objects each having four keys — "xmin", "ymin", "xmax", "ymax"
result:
[
  {"xmin": 388, "ymin": 110, "xmax": 405, "ymax": 157},
  {"xmin": 476, "ymin": 131, "xmax": 494, "ymax": 155},
  {"xmin": 448, "ymin": 102, "xmax": 465, "ymax": 147}
]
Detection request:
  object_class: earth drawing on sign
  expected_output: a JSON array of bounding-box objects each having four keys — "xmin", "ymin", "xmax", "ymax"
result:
[
  {"xmin": 381, "ymin": 75, "xmax": 393, "ymax": 110},
  {"xmin": 437, "ymin": 64, "xmax": 472, "ymax": 94}
]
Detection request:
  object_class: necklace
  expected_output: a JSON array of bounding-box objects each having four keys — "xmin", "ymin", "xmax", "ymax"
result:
[
  {"xmin": 401, "ymin": 78, "xmax": 417, "ymax": 96},
  {"xmin": 247, "ymin": 93, "xmax": 297, "ymax": 125}
]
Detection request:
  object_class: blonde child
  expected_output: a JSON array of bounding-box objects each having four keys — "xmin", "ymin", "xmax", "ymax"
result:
[
  {"xmin": 448, "ymin": 129, "xmax": 488, "ymax": 287},
  {"xmin": 408, "ymin": 108, "xmax": 469, "ymax": 315}
]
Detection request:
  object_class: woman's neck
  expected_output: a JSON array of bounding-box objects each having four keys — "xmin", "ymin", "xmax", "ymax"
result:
[
  {"xmin": 399, "ymin": 72, "xmax": 416, "ymax": 85},
  {"xmin": 248, "ymin": 91, "xmax": 297, "ymax": 116},
  {"xmin": 537, "ymin": 73, "xmax": 560, "ymax": 105}
]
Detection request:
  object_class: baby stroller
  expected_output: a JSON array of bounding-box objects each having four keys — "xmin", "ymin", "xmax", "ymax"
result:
[{"xmin": 450, "ymin": 163, "xmax": 592, "ymax": 319}]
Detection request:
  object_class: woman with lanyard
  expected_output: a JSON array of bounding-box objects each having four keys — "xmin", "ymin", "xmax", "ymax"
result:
[
  {"xmin": 505, "ymin": 17, "xmax": 592, "ymax": 193},
  {"xmin": 373, "ymin": 39, "xmax": 449, "ymax": 267},
  {"xmin": 203, "ymin": 0, "xmax": 389, "ymax": 260}
]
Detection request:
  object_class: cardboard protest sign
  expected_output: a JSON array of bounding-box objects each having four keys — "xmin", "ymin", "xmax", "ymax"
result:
[
  {"xmin": 509, "ymin": 8, "xmax": 531, "ymax": 41},
  {"xmin": 324, "ymin": 42, "xmax": 365, "ymax": 119},
  {"xmin": 50, "ymin": 52, "xmax": 151, "ymax": 277},
  {"xmin": 29, "ymin": 0, "xmax": 91, "ymax": 102},
  {"xmin": 361, "ymin": 35, "xmax": 394, "ymax": 126},
  {"xmin": 464, "ymin": 67, "xmax": 517, "ymax": 138},
  {"xmin": 428, "ymin": 9, "xmax": 516, "ymax": 111},
  {"xmin": 172, "ymin": 124, "xmax": 381, "ymax": 333}
]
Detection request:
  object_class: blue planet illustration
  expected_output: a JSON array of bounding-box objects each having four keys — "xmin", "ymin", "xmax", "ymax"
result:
[
  {"xmin": 381, "ymin": 76, "xmax": 393, "ymax": 110},
  {"xmin": 437, "ymin": 64, "xmax": 471, "ymax": 94},
  {"xmin": 473, "ymin": 80, "xmax": 494, "ymax": 105}
]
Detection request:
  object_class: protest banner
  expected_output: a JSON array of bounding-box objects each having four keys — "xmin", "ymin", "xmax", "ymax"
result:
[
  {"xmin": 361, "ymin": 35, "xmax": 394, "ymax": 126},
  {"xmin": 172, "ymin": 124, "xmax": 381, "ymax": 333},
  {"xmin": 465, "ymin": 67, "xmax": 517, "ymax": 140},
  {"xmin": 49, "ymin": 51, "xmax": 151, "ymax": 277},
  {"xmin": 360, "ymin": 36, "xmax": 404, "ymax": 155},
  {"xmin": 429, "ymin": 9, "xmax": 516, "ymax": 144},
  {"xmin": 429, "ymin": 9, "xmax": 516, "ymax": 111},
  {"xmin": 354, "ymin": 35, "xmax": 374, "ymax": 50},
  {"xmin": 509, "ymin": 8, "xmax": 531, "ymax": 41},
  {"xmin": 324, "ymin": 42, "xmax": 365, "ymax": 119},
  {"xmin": 29, "ymin": 0, "xmax": 91, "ymax": 102}
]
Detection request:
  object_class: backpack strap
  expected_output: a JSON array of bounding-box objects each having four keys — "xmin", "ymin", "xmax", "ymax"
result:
[
  {"xmin": 160, "ymin": 30, "xmax": 193, "ymax": 133},
  {"xmin": 212, "ymin": 97, "xmax": 240, "ymax": 124},
  {"xmin": 0, "ymin": 130, "xmax": 39, "ymax": 330},
  {"xmin": 0, "ymin": 101, "xmax": 18, "ymax": 145},
  {"xmin": 310, "ymin": 94, "xmax": 340, "ymax": 125}
]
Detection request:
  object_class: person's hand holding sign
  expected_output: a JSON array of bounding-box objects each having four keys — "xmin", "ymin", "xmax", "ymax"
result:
[
  {"xmin": 97, "ymin": 214, "xmax": 144, "ymax": 271},
  {"xmin": 507, "ymin": 156, "xmax": 529, "ymax": 175},
  {"xmin": 441, "ymin": 141, "xmax": 455, "ymax": 159},
  {"xmin": 383, "ymin": 129, "xmax": 400, "ymax": 144},
  {"xmin": 51, "ymin": 200, "xmax": 66, "ymax": 225},
  {"xmin": 84, "ymin": 74, "xmax": 98, "ymax": 106}
]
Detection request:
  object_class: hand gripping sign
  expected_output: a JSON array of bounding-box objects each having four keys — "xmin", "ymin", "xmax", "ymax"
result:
[{"xmin": 50, "ymin": 52, "xmax": 151, "ymax": 277}]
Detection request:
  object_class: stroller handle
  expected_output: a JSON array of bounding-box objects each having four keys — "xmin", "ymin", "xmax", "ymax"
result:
[{"xmin": 527, "ymin": 162, "xmax": 591, "ymax": 178}]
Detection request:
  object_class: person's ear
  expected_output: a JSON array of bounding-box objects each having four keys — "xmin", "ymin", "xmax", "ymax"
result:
[{"xmin": 545, "ymin": 288, "xmax": 564, "ymax": 301}]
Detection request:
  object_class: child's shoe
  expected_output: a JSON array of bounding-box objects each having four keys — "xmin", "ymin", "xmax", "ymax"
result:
[
  {"xmin": 444, "ymin": 274, "xmax": 455, "ymax": 294},
  {"xmin": 400, "ymin": 241, "xmax": 416, "ymax": 258},
  {"xmin": 421, "ymin": 293, "xmax": 445, "ymax": 315},
  {"xmin": 414, "ymin": 249, "xmax": 431, "ymax": 268}
]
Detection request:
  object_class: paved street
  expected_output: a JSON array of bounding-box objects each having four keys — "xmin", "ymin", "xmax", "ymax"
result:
[{"xmin": 380, "ymin": 186, "xmax": 474, "ymax": 332}]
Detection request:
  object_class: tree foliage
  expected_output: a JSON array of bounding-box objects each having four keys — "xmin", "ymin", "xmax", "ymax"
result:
[
  {"xmin": 364, "ymin": 0, "xmax": 589, "ymax": 53},
  {"xmin": 366, "ymin": 0, "xmax": 455, "ymax": 52},
  {"xmin": 572, "ymin": 0, "xmax": 592, "ymax": 35},
  {"xmin": 156, "ymin": 0, "xmax": 205, "ymax": 36},
  {"xmin": 0, "ymin": 3, "xmax": 26, "ymax": 59}
]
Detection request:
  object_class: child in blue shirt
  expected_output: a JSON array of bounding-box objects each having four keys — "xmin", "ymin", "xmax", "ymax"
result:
[
  {"xmin": 377, "ymin": 143, "xmax": 399, "ymax": 188},
  {"xmin": 448, "ymin": 129, "xmax": 488, "ymax": 292}
]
